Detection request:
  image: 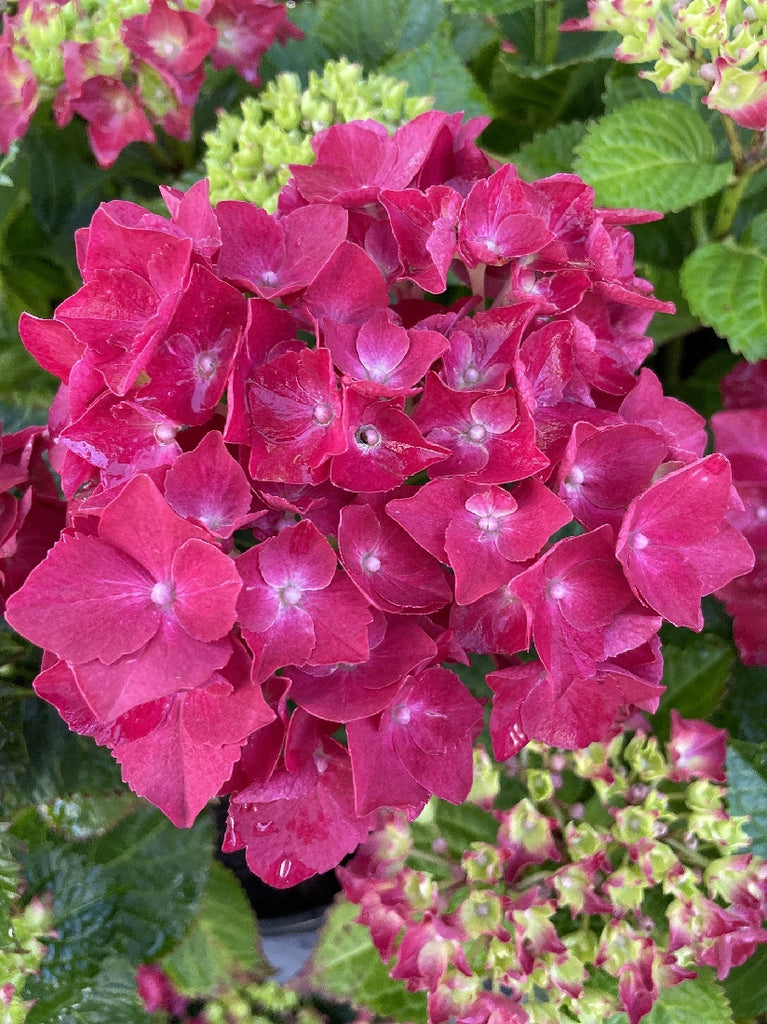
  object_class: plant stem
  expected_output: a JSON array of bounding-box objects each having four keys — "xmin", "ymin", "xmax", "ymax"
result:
[
  {"xmin": 0, "ymin": 685, "xmax": 36, "ymax": 699},
  {"xmin": 534, "ymin": 1, "xmax": 564, "ymax": 67},
  {"xmin": 690, "ymin": 201, "xmax": 709, "ymax": 248},
  {"xmin": 712, "ymin": 165, "xmax": 756, "ymax": 240},
  {"xmin": 713, "ymin": 120, "xmax": 767, "ymax": 239}
]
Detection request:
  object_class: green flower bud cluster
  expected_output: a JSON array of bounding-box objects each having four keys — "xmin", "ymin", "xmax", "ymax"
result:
[
  {"xmin": 0, "ymin": 894, "xmax": 55, "ymax": 1024},
  {"xmin": 11, "ymin": 0, "xmax": 153, "ymax": 97},
  {"xmin": 172, "ymin": 977, "xmax": 335, "ymax": 1024},
  {"xmin": 203, "ymin": 59, "xmax": 434, "ymax": 212},
  {"xmin": 565, "ymin": 0, "xmax": 767, "ymax": 97},
  {"xmin": 338, "ymin": 724, "xmax": 766, "ymax": 1024}
]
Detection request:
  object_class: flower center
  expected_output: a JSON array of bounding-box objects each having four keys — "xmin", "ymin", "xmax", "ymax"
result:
[
  {"xmin": 631, "ymin": 532, "xmax": 650, "ymax": 550},
  {"xmin": 154, "ymin": 422, "xmax": 178, "ymax": 445},
  {"xmin": 467, "ymin": 423, "xmax": 488, "ymax": 443},
  {"xmin": 463, "ymin": 365, "xmax": 481, "ymax": 385},
  {"xmin": 312, "ymin": 402, "xmax": 334, "ymax": 426},
  {"xmin": 394, "ymin": 705, "xmax": 411, "ymax": 725},
  {"xmin": 195, "ymin": 351, "xmax": 218, "ymax": 380},
  {"xmin": 150, "ymin": 580, "xmax": 174, "ymax": 608},
  {"xmin": 362, "ymin": 553, "xmax": 382, "ymax": 573},
  {"xmin": 280, "ymin": 584, "xmax": 303, "ymax": 606},
  {"xmin": 548, "ymin": 580, "xmax": 567, "ymax": 601},
  {"xmin": 477, "ymin": 514, "xmax": 500, "ymax": 533},
  {"xmin": 356, "ymin": 425, "xmax": 382, "ymax": 448}
]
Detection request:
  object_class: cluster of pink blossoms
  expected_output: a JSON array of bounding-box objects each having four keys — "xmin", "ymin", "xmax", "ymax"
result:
[
  {"xmin": 2, "ymin": 110, "xmax": 755, "ymax": 887},
  {"xmin": 711, "ymin": 359, "xmax": 767, "ymax": 665},
  {"xmin": 0, "ymin": 0, "xmax": 300, "ymax": 165},
  {"xmin": 338, "ymin": 717, "xmax": 767, "ymax": 1024},
  {"xmin": 0, "ymin": 423, "xmax": 64, "ymax": 610}
]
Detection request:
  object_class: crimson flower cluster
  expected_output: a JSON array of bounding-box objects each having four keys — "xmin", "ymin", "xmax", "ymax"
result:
[
  {"xmin": 711, "ymin": 359, "xmax": 767, "ymax": 665},
  {"xmin": 0, "ymin": 0, "xmax": 300, "ymax": 165},
  {"xmin": 0, "ymin": 423, "xmax": 64, "ymax": 610},
  {"xmin": 2, "ymin": 110, "xmax": 754, "ymax": 887}
]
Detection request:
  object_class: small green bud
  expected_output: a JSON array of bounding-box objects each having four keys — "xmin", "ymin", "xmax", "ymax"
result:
[
  {"xmin": 612, "ymin": 804, "xmax": 659, "ymax": 845},
  {"xmin": 204, "ymin": 58, "xmax": 433, "ymax": 211},
  {"xmin": 596, "ymin": 919, "xmax": 644, "ymax": 975},
  {"xmin": 459, "ymin": 889, "xmax": 504, "ymax": 938},
  {"xmin": 462, "ymin": 842, "xmax": 504, "ymax": 885},
  {"xmin": 685, "ymin": 778, "xmax": 724, "ymax": 813},
  {"xmin": 564, "ymin": 820, "xmax": 611, "ymax": 859},
  {"xmin": 525, "ymin": 767, "xmax": 555, "ymax": 803},
  {"xmin": 687, "ymin": 809, "xmax": 752, "ymax": 851},
  {"xmin": 603, "ymin": 862, "xmax": 648, "ymax": 913},
  {"xmin": 468, "ymin": 745, "xmax": 501, "ymax": 806},
  {"xmin": 623, "ymin": 733, "xmax": 668, "ymax": 782}
]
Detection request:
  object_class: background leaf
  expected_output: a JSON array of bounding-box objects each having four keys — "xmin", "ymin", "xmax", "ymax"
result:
[
  {"xmin": 714, "ymin": 663, "xmax": 767, "ymax": 745},
  {"xmin": 20, "ymin": 806, "xmax": 212, "ymax": 1019},
  {"xmin": 385, "ymin": 26, "xmax": 493, "ymax": 117},
  {"xmin": 511, "ymin": 120, "xmax": 587, "ymax": 178},
  {"xmin": 161, "ymin": 860, "xmax": 269, "ymax": 997},
  {"xmin": 726, "ymin": 741, "xmax": 767, "ymax": 856},
  {"xmin": 26, "ymin": 955, "xmax": 151, "ymax": 1024},
  {"xmin": 607, "ymin": 970, "xmax": 732, "ymax": 1024},
  {"xmin": 573, "ymin": 99, "xmax": 732, "ymax": 211},
  {"xmin": 681, "ymin": 240, "xmax": 767, "ymax": 361},
  {"xmin": 654, "ymin": 628, "xmax": 734, "ymax": 739},
  {"xmin": 309, "ymin": 899, "xmax": 428, "ymax": 1023},
  {"xmin": 723, "ymin": 943, "xmax": 767, "ymax": 1017}
]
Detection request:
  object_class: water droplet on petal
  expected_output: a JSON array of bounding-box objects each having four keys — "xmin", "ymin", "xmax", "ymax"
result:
[{"xmin": 278, "ymin": 858, "xmax": 292, "ymax": 880}]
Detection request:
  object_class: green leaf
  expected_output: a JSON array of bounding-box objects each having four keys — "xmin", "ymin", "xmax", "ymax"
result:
[
  {"xmin": 309, "ymin": 899, "xmax": 428, "ymax": 1023},
  {"xmin": 486, "ymin": 55, "xmax": 608, "ymax": 153},
  {"xmin": 726, "ymin": 741, "xmax": 767, "ymax": 856},
  {"xmin": 384, "ymin": 26, "xmax": 493, "ymax": 118},
  {"xmin": 313, "ymin": 0, "xmax": 444, "ymax": 70},
  {"xmin": 681, "ymin": 240, "xmax": 767, "ymax": 360},
  {"xmin": 0, "ymin": 830, "xmax": 22, "ymax": 950},
  {"xmin": 723, "ymin": 942, "xmax": 767, "ymax": 1017},
  {"xmin": 573, "ymin": 99, "xmax": 733, "ymax": 212},
  {"xmin": 740, "ymin": 208, "xmax": 767, "ymax": 250},
  {"xmin": 674, "ymin": 347, "xmax": 740, "ymax": 421},
  {"xmin": 511, "ymin": 120, "xmax": 587, "ymax": 179},
  {"xmin": 496, "ymin": 4, "xmax": 617, "ymax": 76},
  {"xmin": 86, "ymin": 806, "xmax": 213, "ymax": 959},
  {"xmin": 25, "ymin": 955, "xmax": 151, "ymax": 1024},
  {"xmin": 35, "ymin": 792, "xmax": 139, "ymax": 841},
  {"xmin": 161, "ymin": 861, "xmax": 268, "ymax": 998},
  {"xmin": 21, "ymin": 805, "xmax": 213, "ymax": 1020},
  {"xmin": 8, "ymin": 699, "xmax": 123, "ymax": 810},
  {"xmin": 714, "ymin": 662, "xmax": 767, "ymax": 745},
  {"xmin": 609, "ymin": 970, "xmax": 733, "ymax": 1024},
  {"xmin": 654, "ymin": 628, "xmax": 734, "ymax": 739}
]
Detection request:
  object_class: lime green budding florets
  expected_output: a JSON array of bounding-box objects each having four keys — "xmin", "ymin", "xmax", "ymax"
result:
[
  {"xmin": 203, "ymin": 59, "xmax": 434, "ymax": 212},
  {"xmin": 339, "ymin": 726, "xmax": 767, "ymax": 1024},
  {"xmin": 0, "ymin": 893, "xmax": 55, "ymax": 1024},
  {"xmin": 565, "ymin": 0, "xmax": 767, "ymax": 94},
  {"xmin": 10, "ymin": 0, "xmax": 149, "ymax": 97}
]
